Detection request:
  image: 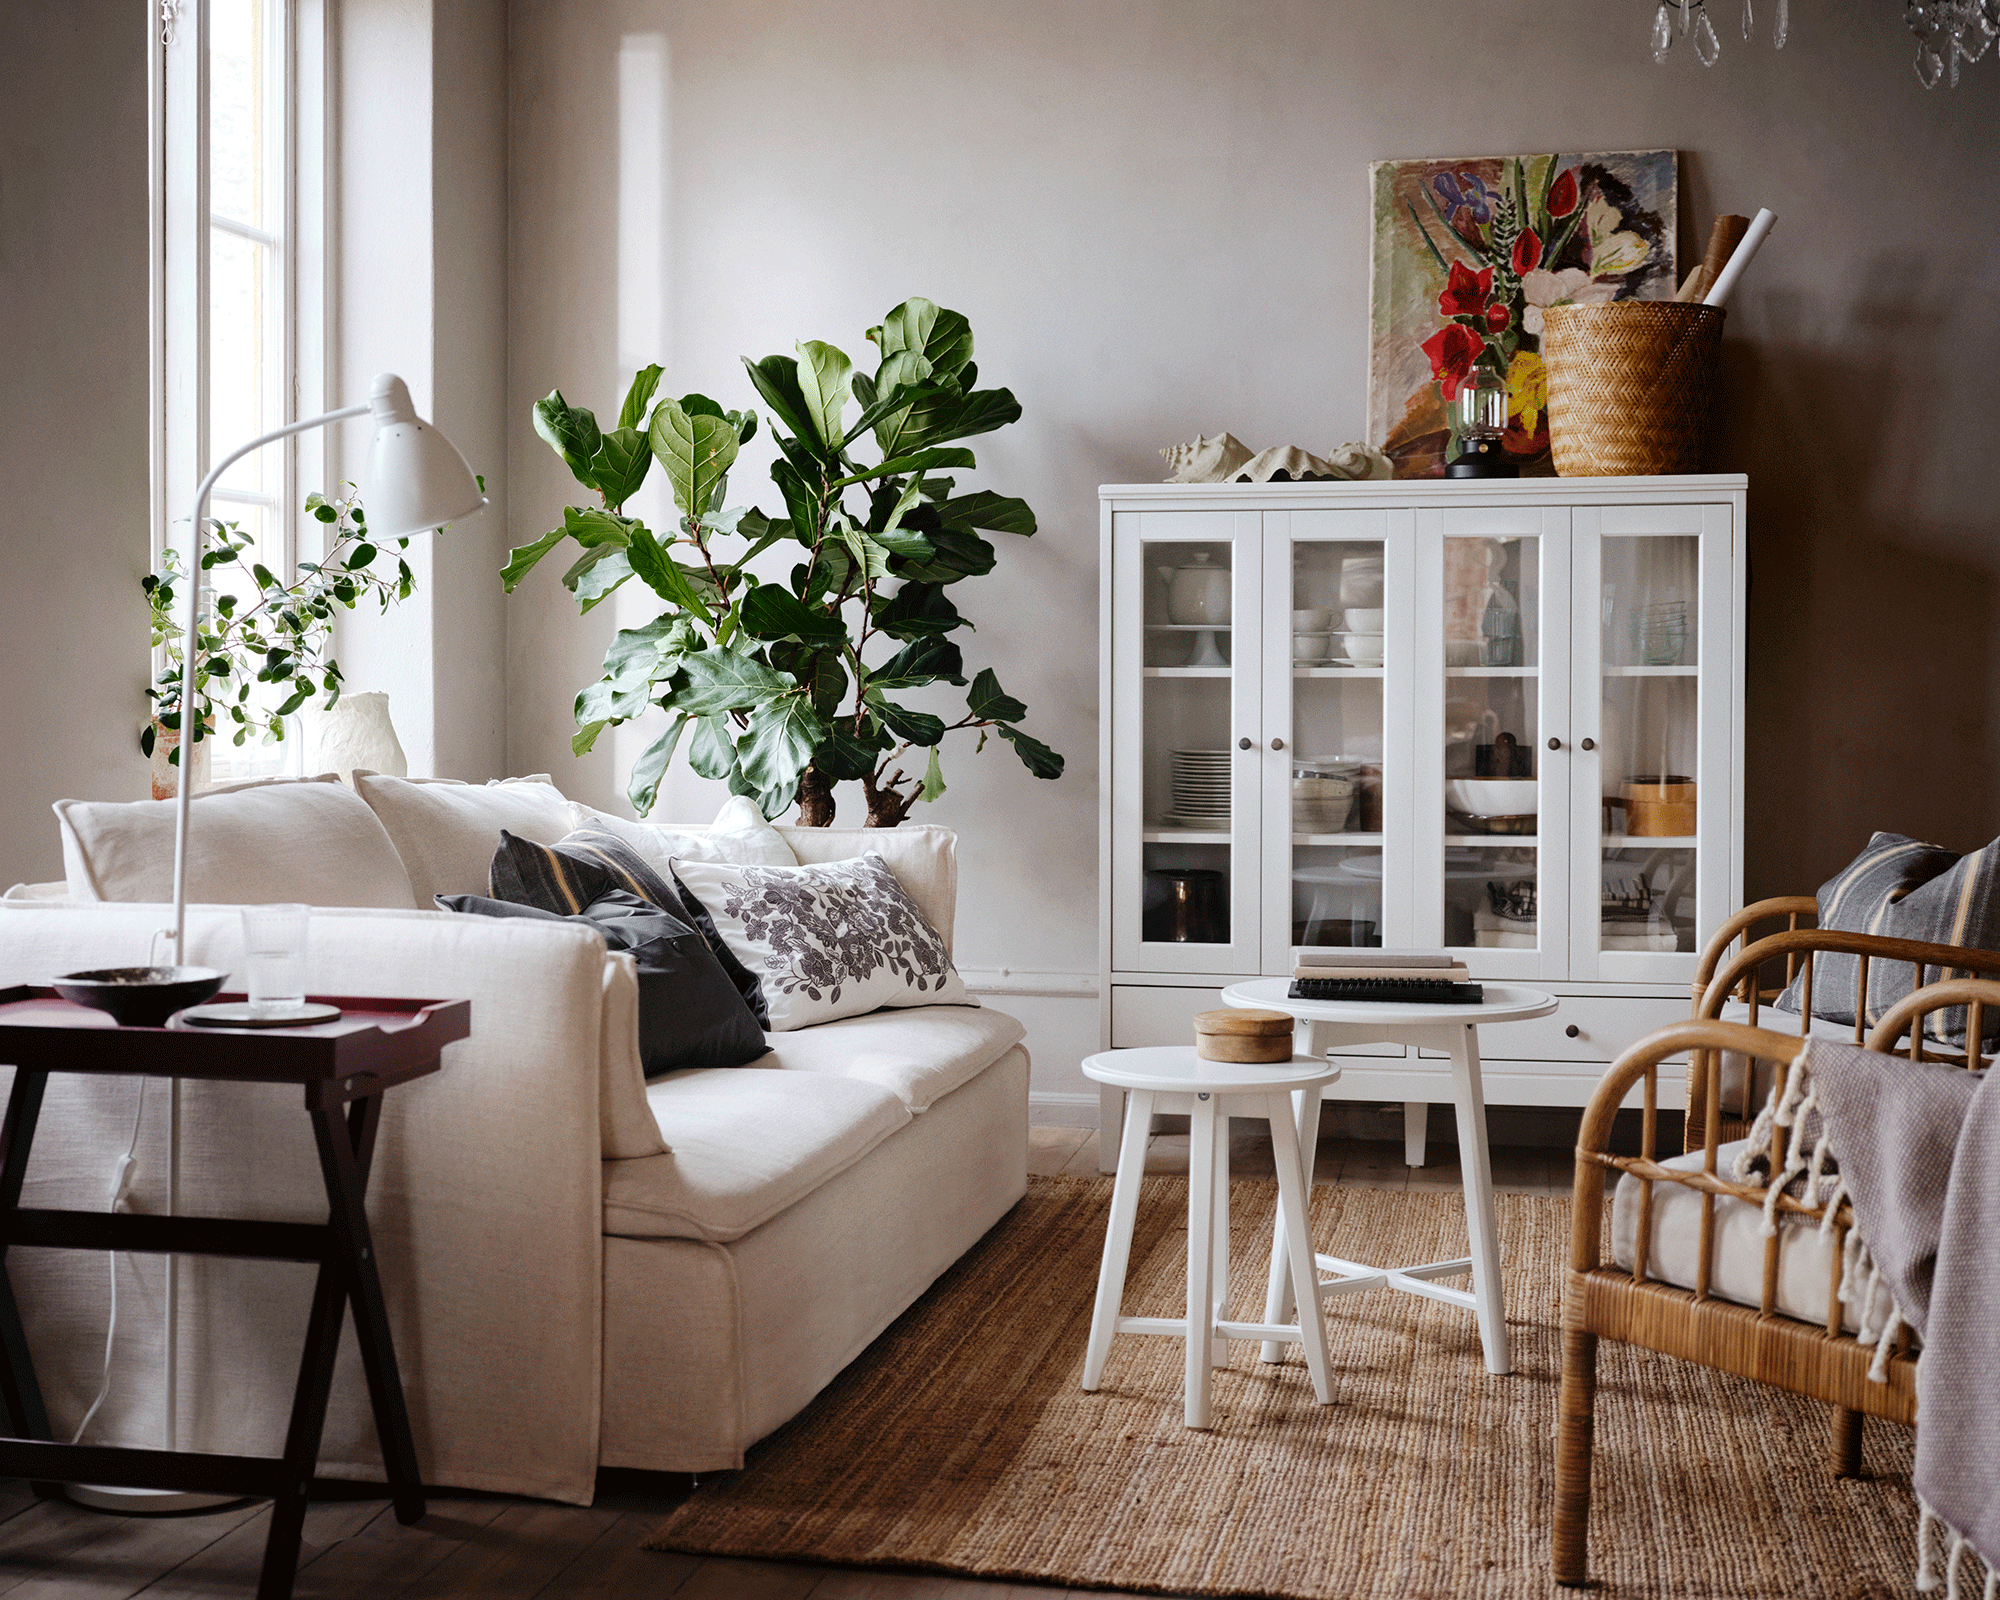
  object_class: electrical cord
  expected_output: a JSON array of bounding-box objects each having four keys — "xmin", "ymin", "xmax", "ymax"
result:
[{"xmin": 70, "ymin": 1080, "xmax": 146, "ymax": 1445}]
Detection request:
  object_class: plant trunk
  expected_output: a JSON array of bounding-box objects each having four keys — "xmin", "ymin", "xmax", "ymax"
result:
[
  {"xmin": 794, "ymin": 763, "xmax": 837, "ymax": 827},
  {"xmin": 861, "ymin": 769, "xmax": 918, "ymax": 829}
]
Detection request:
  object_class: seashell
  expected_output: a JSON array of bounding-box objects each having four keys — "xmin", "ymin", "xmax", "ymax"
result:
[
  {"xmin": 1324, "ymin": 441, "xmax": 1394, "ymax": 481},
  {"xmin": 1159, "ymin": 432, "xmax": 1253, "ymax": 483},
  {"xmin": 1229, "ymin": 445, "xmax": 1338, "ymax": 483}
]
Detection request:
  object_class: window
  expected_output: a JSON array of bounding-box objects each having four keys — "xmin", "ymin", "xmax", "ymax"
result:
[{"xmin": 154, "ymin": 0, "xmax": 326, "ymax": 780}]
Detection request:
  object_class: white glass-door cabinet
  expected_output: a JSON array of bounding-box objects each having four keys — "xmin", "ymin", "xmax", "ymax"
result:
[{"xmin": 1097, "ymin": 477, "xmax": 1746, "ymax": 1167}]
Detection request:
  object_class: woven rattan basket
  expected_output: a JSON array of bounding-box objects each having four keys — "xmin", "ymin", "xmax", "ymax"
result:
[{"xmin": 1542, "ymin": 302, "xmax": 1725, "ymax": 476}]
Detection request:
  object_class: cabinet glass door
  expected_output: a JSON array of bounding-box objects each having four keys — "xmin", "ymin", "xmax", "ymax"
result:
[
  {"xmin": 1260, "ymin": 509, "xmax": 1403, "ymax": 968},
  {"xmin": 1570, "ymin": 505, "xmax": 1733, "ymax": 980},
  {"xmin": 1417, "ymin": 506, "xmax": 1570, "ymax": 977},
  {"xmin": 1110, "ymin": 510, "xmax": 1263, "ymax": 974}
]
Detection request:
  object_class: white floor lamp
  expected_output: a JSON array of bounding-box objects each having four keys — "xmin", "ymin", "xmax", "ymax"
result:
[{"xmin": 72, "ymin": 372, "xmax": 484, "ymax": 1513}]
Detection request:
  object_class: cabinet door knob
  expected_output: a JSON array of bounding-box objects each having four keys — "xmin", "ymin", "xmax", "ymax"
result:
[
  {"xmin": 1565, "ymin": 1024, "xmax": 1581, "ymax": 1038},
  {"xmin": 1580, "ymin": 737, "xmax": 1596, "ymax": 752},
  {"xmin": 1547, "ymin": 737, "xmax": 1562, "ymax": 751},
  {"xmin": 1238, "ymin": 736, "xmax": 1253, "ymax": 750},
  {"xmin": 1271, "ymin": 737, "xmax": 1285, "ymax": 751}
]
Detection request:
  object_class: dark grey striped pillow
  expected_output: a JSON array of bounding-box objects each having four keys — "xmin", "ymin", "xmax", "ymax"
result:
[
  {"xmin": 1774, "ymin": 831, "xmax": 2000, "ymax": 1046},
  {"xmin": 488, "ymin": 826, "xmax": 684, "ymax": 917}
]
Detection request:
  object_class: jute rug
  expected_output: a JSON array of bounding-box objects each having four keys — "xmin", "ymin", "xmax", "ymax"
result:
[{"xmin": 647, "ymin": 1174, "xmax": 1919, "ymax": 1598}]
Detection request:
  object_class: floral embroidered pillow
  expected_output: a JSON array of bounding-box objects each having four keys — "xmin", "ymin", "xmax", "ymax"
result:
[{"xmin": 668, "ymin": 852, "xmax": 974, "ymax": 1030}]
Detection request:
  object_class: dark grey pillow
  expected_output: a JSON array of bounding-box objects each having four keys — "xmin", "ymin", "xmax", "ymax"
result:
[
  {"xmin": 437, "ymin": 888, "xmax": 766, "ymax": 1075},
  {"xmin": 488, "ymin": 825, "xmax": 684, "ymax": 917},
  {"xmin": 1774, "ymin": 831, "xmax": 2000, "ymax": 1046}
]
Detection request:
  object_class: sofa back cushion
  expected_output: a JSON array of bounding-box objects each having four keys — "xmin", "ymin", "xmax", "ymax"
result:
[
  {"xmin": 777, "ymin": 824, "xmax": 958, "ymax": 954},
  {"xmin": 53, "ymin": 774, "xmax": 415, "ymax": 908},
  {"xmin": 353, "ymin": 772, "xmax": 572, "ymax": 909}
]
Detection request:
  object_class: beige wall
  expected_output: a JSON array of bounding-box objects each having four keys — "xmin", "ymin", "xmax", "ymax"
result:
[
  {"xmin": 504, "ymin": 2, "xmax": 2000, "ymax": 991},
  {"xmin": 0, "ymin": 2, "xmax": 153, "ymax": 886}
]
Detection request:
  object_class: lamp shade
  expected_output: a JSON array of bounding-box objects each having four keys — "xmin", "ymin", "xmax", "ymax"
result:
[{"xmin": 360, "ymin": 373, "xmax": 488, "ymax": 539}]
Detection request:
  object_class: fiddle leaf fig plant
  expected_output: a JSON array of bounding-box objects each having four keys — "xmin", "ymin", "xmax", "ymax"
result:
[
  {"xmin": 506, "ymin": 296, "xmax": 1064, "ymax": 824},
  {"xmin": 141, "ymin": 486, "xmax": 428, "ymax": 764}
]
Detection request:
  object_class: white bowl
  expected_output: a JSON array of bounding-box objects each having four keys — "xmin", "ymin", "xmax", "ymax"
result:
[
  {"xmin": 1292, "ymin": 633, "xmax": 1331, "ymax": 662},
  {"xmin": 1343, "ymin": 607, "xmax": 1384, "ymax": 631},
  {"xmin": 1446, "ymin": 778, "xmax": 1539, "ymax": 818},
  {"xmin": 1291, "ymin": 608, "xmax": 1333, "ymax": 631},
  {"xmin": 1335, "ymin": 631, "xmax": 1384, "ymax": 666}
]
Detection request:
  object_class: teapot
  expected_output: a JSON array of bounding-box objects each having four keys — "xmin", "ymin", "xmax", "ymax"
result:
[{"xmin": 1157, "ymin": 553, "xmax": 1231, "ymax": 625}]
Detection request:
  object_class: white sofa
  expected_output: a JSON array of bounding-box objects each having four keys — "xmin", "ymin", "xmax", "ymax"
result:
[{"xmin": 0, "ymin": 776, "xmax": 1028, "ymax": 1504}]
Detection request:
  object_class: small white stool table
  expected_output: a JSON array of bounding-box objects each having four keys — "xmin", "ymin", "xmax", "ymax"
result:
[
  {"xmin": 1219, "ymin": 979, "xmax": 1558, "ymax": 1377},
  {"xmin": 1079, "ymin": 1047, "xmax": 1340, "ymax": 1429}
]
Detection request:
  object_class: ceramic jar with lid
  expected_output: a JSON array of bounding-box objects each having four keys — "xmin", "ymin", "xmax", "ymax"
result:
[
  {"xmin": 1291, "ymin": 762, "xmax": 1357, "ymax": 833},
  {"xmin": 1157, "ymin": 553, "xmax": 1231, "ymax": 625}
]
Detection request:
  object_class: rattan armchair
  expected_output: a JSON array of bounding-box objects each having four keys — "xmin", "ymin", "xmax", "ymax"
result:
[
  {"xmin": 1685, "ymin": 894, "xmax": 2000, "ymax": 1151},
  {"xmin": 1553, "ymin": 981, "xmax": 1998, "ymax": 1589}
]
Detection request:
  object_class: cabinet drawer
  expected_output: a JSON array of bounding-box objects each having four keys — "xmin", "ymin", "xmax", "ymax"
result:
[
  {"xmin": 1419, "ymin": 995, "xmax": 1688, "ymax": 1065},
  {"xmin": 1111, "ymin": 985, "xmax": 1404, "ymax": 1058}
]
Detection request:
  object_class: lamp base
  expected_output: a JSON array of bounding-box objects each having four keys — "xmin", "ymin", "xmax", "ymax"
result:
[
  {"xmin": 65, "ymin": 1483, "xmax": 249, "ymax": 1516},
  {"xmin": 1445, "ymin": 438, "xmax": 1519, "ymax": 478}
]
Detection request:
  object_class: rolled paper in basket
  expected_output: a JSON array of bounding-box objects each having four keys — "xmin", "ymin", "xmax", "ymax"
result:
[{"xmin": 1703, "ymin": 208, "xmax": 1776, "ymax": 308}]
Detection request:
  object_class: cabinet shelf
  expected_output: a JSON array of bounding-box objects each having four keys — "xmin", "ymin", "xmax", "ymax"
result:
[
  {"xmin": 1294, "ymin": 665, "xmax": 1383, "ymax": 678},
  {"xmin": 1143, "ymin": 828, "xmax": 1230, "ymax": 844},
  {"xmin": 1604, "ymin": 835, "xmax": 1698, "ymax": 849},
  {"xmin": 1446, "ymin": 666, "xmax": 1538, "ymax": 678},
  {"xmin": 1603, "ymin": 665, "xmax": 1698, "ymax": 676},
  {"xmin": 1446, "ymin": 834, "xmax": 1540, "ymax": 846},
  {"xmin": 1293, "ymin": 832, "xmax": 1384, "ymax": 846},
  {"xmin": 1142, "ymin": 666, "xmax": 1231, "ymax": 678}
]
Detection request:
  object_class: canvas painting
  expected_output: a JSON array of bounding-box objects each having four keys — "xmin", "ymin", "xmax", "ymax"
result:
[{"xmin": 1368, "ymin": 150, "xmax": 1678, "ymax": 478}]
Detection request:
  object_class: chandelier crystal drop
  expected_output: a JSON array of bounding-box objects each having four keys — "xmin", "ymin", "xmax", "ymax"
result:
[{"xmin": 1906, "ymin": 0, "xmax": 1999, "ymax": 86}]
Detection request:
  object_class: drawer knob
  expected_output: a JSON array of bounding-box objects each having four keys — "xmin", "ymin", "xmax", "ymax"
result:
[
  {"xmin": 1565, "ymin": 1024, "xmax": 1581, "ymax": 1038},
  {"xmin": 1580, "ymin": 738, "xmax": 1597, "ymax": 752},
  {"xmin": 1238, "ymin": 736, "xmax": 1253, "ymax": 750},
  {"xmin": 1547, "ymin": 737, "xmax": 1562, "ymax": 751}
]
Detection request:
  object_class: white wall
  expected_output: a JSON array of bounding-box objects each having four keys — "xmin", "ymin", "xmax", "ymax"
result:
[
  {"xmin": 0, "ymin": 3, "xmax": 153, "ymax": 887},
  {"xmin": 504, "ymin": 1, "xmax": 2000, "ymax": 1110}
]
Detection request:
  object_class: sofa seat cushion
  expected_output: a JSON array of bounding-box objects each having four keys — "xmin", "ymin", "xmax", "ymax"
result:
[
  {"xmin": 1611, "ymin": 1140, "xmax": 1863, "ymax": 1334},
  {"xmin": 752, "ymin": 1004, "xmax": 1026, "ymax": 1113},
  {"xmin": 605, "ymin": 1070, "xmax": 910, "ymax": 1241}
]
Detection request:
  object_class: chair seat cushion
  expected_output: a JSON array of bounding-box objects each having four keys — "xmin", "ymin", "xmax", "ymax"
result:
[
  {"xmin": 1611, "ymin": 1140, "xmax": 1861, "ymax": 1333},
  {"xmin": 604, "ymin": 1070, "xmax": 911, "ymax": 1241},
  {"xmin": 753, "ymin": 1004, "xmax": 1026, "ymax": 1113}
]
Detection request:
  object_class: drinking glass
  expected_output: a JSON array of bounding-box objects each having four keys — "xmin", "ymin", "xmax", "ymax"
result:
[{"xmin": 240, "ymin": 904, "xmax": 310, "ymax": 1014}]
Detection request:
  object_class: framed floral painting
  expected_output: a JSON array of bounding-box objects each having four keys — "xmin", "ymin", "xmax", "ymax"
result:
[{"xmin": 1367, "ymin": 150, "xmax": 1678, "ymax": 477}]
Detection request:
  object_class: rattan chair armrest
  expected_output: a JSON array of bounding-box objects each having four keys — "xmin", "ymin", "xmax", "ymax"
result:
[{"xmin": 1691, "ymin": 896, "xmax": 1817, "ymax": 1005}]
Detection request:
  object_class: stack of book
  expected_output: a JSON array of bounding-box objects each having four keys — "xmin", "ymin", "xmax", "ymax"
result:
[{"xmin": 1287, "ymin": 948, "xmax": 1484, "ymax": 1004}]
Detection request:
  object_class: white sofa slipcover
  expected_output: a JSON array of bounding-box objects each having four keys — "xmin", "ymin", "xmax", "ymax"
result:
[{"xmin": 0, "ymin": 800, "xmax": 1026, "ymax": 1501}]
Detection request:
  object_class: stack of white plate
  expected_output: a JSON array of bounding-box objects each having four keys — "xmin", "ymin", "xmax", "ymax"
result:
[{"xmin": 1167, "ymin": 749, "xmax": 1232, "ymax": 824}]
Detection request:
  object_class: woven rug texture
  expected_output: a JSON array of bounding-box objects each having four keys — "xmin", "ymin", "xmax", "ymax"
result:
[{"xmin": 648, "ymin": 1173, "xmax": 1919, "ymax": 1599}]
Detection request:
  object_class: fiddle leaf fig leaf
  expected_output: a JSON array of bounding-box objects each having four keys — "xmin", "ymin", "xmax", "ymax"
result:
[
  {"xmin": 501, "ymin": 528, "xmax": 568, "ymax": 591},
  {"xmin": 617, "ymin": 364, "xmax": 664, "ymax": 432},
  {"xmin": 625, "ymin": 715, "xmax": 689, "ymax": 816},
  {"xmin": 868, "ymin": 694, "xmax": 946, "ymax": 747},
  {"xmin": 873, "ymin": 580, "xmax": 965, "ymax": 640},
  {"xmin": 625, "ymin": 524, "xmax": 715, "ymax": 626},
  {"xmin": 893, "ymin": 526, "xmax": 994, "ymax": 585},
  {"xmin": 828, "ymin": 446, "xmax": 975, "ymax": 490},
  {"xmin": 836, "ymin": 519, "xmax": 893, "ymax": 580},
  {"xmin": 939, "ymin": 490, "xmax": 1037, "ymax": 537},
  {"xmin": 867, "ymin": 635, "xmax": 965, "ymax": 692},
  {"xmin": 739, "ymin": 695, "xmax": 825, "ymax": 794},
  {"xmin": 570, "ymin": 547, "xmax": 634, "ymax": 613},
  {"xmin": 686, "ymin": 712, "xmax": 738, "ymax": 780},
  {"xmin": 894, "ymin": 386, "xmax": 1020, "ymax": 453},
  {"xmin": 676, "ymin": 645, "xmax": 793, "ymax": 714},
  {"xmin": 870, "ymin": 298, "xmax": 974, "ymax": 383},
  {"xmin": 997, "ymin": 723, "xmax": 1064, "ymax": 779},
  {"xmin": 741, "ymin": 354, "xmax": 816, "ymax": 446},
  {"xmin": 966, "ymin": 667, "xmax": 1028, "ymax": 725},
  {"xmin": 821, "ymin": 717, "xmax": 890, "ymax": 780},
  {"xmin": 533, "ymin": 391, "xmax": 603, "ymax": 485},
  {"xmin": 794, "ymin": 340, "xmax": 853, "ymax": 454},
  {"xmin": 590, "ymin": 427, "xmax": 652, "ymax": 510},
  {"xmin": 648, "ymin": 399, "xmax": 740, "ymax": 521},
  {"xmin": 739, "ymin": 584, "xmax": 845, "ymax": 643},
  {"xmin": 920, "ymin": 745, "xmax": 947, "ymax": 804}
]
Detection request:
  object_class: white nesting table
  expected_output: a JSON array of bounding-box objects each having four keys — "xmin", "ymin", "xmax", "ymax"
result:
[
  {"xmin": 1219, "ymin": 978, "xmax": 1559, "ymax": 1376},
  {"xmin": 1079, "ymin": 1048, "xmax": 1340, "ymax": 1429}
]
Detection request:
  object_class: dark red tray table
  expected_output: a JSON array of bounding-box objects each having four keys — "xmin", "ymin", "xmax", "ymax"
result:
[{"xmin": 0, "ymin": 988, "xmax": 470, "ymax": 1600}]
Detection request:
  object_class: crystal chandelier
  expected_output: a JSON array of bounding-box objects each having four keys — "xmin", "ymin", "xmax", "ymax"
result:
[
  {"xmin": 1649, "ymin": 0, "xmax": 1788, "ymax": 68},
  {"xmin": 1906, "ymin": 0, "xmax": 2000, "ymax": 85}
]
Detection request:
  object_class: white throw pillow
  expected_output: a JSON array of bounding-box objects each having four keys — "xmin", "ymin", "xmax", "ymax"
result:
[
  {"xmin": 669, "ymin": 852, "xmax": 972, "ymax": 1030},
  {"xmin": 53, "ymin": 774, "xmax": 415, "ymax": 907},
  {"xmin": 568, "ymin": 794, "xmax": 798, "ymax": 873},
  {"xmin": 352, "ymin": 772, "xmax": 573, "ymax": 908}
]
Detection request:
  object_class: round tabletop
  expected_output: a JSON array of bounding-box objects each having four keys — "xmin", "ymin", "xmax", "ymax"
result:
[
  {"xmin": 1081, "ymin": 1046, "xmax": 1341, "ymax": 1095},
  {"xmin": 1219, "ymin": 977, "xmax": 1559, "ymax": 1028}
]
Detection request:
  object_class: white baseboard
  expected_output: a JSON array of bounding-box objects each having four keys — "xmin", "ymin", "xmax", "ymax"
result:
[{"xmin": 1028, "ymin": 1090, "xmax": 1102, "ymax": 1128}]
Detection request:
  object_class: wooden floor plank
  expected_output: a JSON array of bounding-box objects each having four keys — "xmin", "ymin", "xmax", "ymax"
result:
[
  {"xmin": 130, "ymin": 1499, "xmax": 385, "ymax": 1599},
  {"xmin": 526, "ymin": 1511, "xmax": 695, "ymax": 1599},
  {"xmin": 671, "ymin": 1556, "xmax": 823, "ymax": 1600},
  {"xmin": 282, "ymin": 1495, "xmax": 511, "ymax": 1600},
  {"xmin": 0, "ymin": 1498, "xmax": 264, "ymax": 1600},
  {"xmin": 401, "ymin": 1500, "xmax": 624, "ymax": 1600}
]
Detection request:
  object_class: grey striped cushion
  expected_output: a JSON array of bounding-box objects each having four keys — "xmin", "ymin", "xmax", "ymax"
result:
[
  {"xmin": 1774, "ymin": 831, "xmax": 2000, "ymax": 1046},
  {"xmin": 488, "ymin": 826, "xmax": 683, "ymax": 917}
]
